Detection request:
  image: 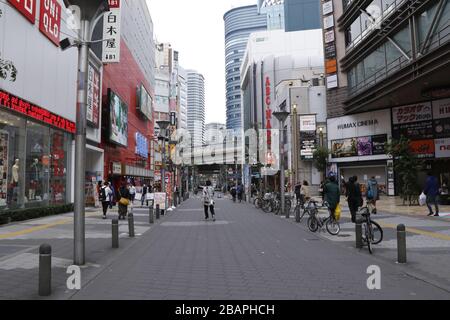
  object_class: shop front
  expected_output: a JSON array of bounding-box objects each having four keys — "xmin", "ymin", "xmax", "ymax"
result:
[
  {"xmin": 327, "ymin": 109, "xmax": 394, "ymax": 196},
  {"xmin": 0, "ymin": 91, "xmax": 75, "ymax": 212}
]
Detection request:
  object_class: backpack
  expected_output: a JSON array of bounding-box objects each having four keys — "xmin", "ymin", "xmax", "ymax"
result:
[{"xmin": 99, "ymin": 187, "xmax": 107, "ymax": 202}]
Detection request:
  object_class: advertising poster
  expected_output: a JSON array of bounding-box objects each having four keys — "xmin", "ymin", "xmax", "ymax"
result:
[
  {"xmin": 299, "ymin": 115, "xmax": 317, "ymax": 132},
  {"xmin": 0, "ymin": 131, "xmax": 9, "ymax": 207},
  {"xmin": 87, "ymin": 63, "xmax": 101, "ymax": 127},
  {"xmin": 372, "ymin": 135, "xmax": 388, "ymax": 155},
  {"xmin": 435, "ymin": 138, "xmax": 450, "ymax": 159},
  {"xmin": 135, "ymin": 132, "xmax": 148, "ymax": 159},
  {"xmin": 392, "ymin": 102, "xmax": 433, "ymax": 125},
  {"xmin": 300, "ymin": 131, "xmax": 317, "ymax": 161},
  {"xmin": 434, "ymin": 118, "xmax": 450, "ymax": 138},
  {"xmin": 393, "ymin": 120, "xmax": 434, "ymax": 140},
  {"xmin": 138, "ymin": 84, "xmax": 152, "ymax": 121},
  {"xmin": 154, "ymin": 192, "xmax": 167, "ymax": 210},
  {"xmin": 357, "ymin": 136, "xmax": 372, "ymax": 156},
  {"xmin": 332, "ymin": 138, "xmax": 357, "ymax": 158},
  {"xmin": 409, "ymin": 140, "xmax": 435, "ymax": 158},
  {"xmin": 109, "ymin": 90, "xmax": 128, "ymax": 147}
]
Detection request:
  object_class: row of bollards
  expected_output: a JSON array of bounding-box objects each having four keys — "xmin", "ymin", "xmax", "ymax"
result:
[
  {"xmin": 354, "ymin": 223, "xmax": 407, "ymax": 264},
  {"xmin": 39, "ymin": 202, "xmax": 170, "ymax": 296}
]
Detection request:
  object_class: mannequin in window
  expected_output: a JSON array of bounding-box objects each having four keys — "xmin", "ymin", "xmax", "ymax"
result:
[
  {"xmin": 29, "ymin": 158, "xmax": 41, "ymax": 200},
  {"xmin": 11, "ymin": 159, "xmax": 19, "ymax": 185}
]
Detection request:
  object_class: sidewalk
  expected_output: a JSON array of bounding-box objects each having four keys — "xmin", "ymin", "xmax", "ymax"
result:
[{"xmin": 366, "ymin": 196, "xmax": 450, "ymax": 218}]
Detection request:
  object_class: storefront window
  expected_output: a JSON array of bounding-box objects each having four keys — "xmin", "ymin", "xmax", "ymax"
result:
[
  {"xmin": 49, "ymin": 129, "xmax": 71, "ymax": 205},
  {"xmin": 0, "ymin": 111, "xmax": 26, "ymax": 211},
  {"xmin": 25, "ymin": 121, "xmax": 50, "ymax": 207}
]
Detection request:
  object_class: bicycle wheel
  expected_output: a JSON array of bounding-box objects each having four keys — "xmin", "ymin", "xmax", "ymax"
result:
[
  {"xmin": 262, "ymin": 200, "xmax": 271, "ymax": 213},
  {"xmin": 307, "ymin": 216, "xmax": 319, "ymax": 232},
  {"xmin": 273, "ymin": 200, "xmax": 281, "ymax": 215},
  {"xmin": 255, "ymin": 198, "xmax": 262, "ymax": 209},
  {"xmin": 371, "ymin": 221, "xmax": 384, "ymax": 245},
  {"xmin": 326, "ymin": 217, "xmax": 341, "ymax": 235},
  {"xmin": 366, "ymin": 225, "xmax": 373, "ymax": 254}
]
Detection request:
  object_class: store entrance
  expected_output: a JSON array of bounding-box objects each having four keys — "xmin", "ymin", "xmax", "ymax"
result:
[{"xmin": 340, "ymin": 165, "xmax": 387, "ymax": 196}]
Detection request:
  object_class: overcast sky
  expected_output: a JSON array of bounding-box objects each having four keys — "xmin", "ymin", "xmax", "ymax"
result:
[{"xmin": 146, "ymin": 0, "xmax": 257, "ymax": 125}]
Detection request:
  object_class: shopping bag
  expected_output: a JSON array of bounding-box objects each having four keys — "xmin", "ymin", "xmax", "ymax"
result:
[
  {"xmin": 119, "ymin": 198, "xmax": 130, "ymax": 206},
  {"xmin": 334, "ymin": 204, "xmax": 342, "ymax": 221},
  {"xmin": 419, "ymin": 193, "xmax": 427, "ymax": 206},
  {"xmin": 135, "ymin": 193, "xmax": 142, "ymax": 201}
]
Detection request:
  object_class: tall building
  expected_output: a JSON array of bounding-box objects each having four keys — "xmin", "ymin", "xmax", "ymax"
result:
[
  {"xmin": 187, "ymin": 70, "xmax": 206, "ymax": 147},
  {"xmin": 258, "ymin": 0, "xmax": 286, "ymax": 30},
  {"xmin": 321, "ymin": 0, "xmax": 450, "ymax": 196},
  {"xmin": 224, "ymin": 5, "xmax": 267, "ymax": 131},
  {"xmin": 178, "ymin": 67, "xmax": 188, "ymax": 131}
]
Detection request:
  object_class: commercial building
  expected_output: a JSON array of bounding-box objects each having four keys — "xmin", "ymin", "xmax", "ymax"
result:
[
  {"xmin": 90, "ymin": 0, "xmax": 156, "ymax": 195},
  {"xmin": 321, "ymin": 0, "xmax": 450, "ymax": 195},
  {"xmin": 240, "ymin": 29, "xmax": 325, "ymax": 194},
  {"xmin": 284, "ymin": 0, "xmax": 322, "ymax": 32},
  {"xmin": 187, "ymin": 70, "xmax": 206, "ymax": 147},
  {"xmin": 224, "ymin": 5, "xmax": 268, "ymax": 130},
  {"xmin": 178, "ymin": 67, "xmax": 188, "ymax": 131},
  {"xmin": 0, "ymin": 0, "xmax": 77, "ymax": 212},
  {"xmin": 258, "ymin": 0, "xmax": 286, "ymax": 30}
]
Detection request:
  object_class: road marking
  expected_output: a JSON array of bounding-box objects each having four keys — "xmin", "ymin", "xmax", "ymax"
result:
[
  {"xmin": 378, "ymin": 222, "xmax": 450, "ymax": 241},
  {"xmin": 0, "ymin": 213, "xmax": 99, "ymax": 240}
]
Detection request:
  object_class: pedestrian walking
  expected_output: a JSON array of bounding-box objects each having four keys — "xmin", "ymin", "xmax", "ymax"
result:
[
  {"xmin": 366, "ymin": 176, "xmax": 379, "ymax": 214},
  {"xmin": 237, "ymin": 184, "xmax": 243, "ymax": 203},
  {"xmin": 109, "ymin": 182, "xmax": 116, "ymax": 209},
  {"xmin": 346, "ymin": 177, "xmax": 362, "ymax": 223},
  {"xmin": 141, "ymin": 184, "xmax": 148, "ymax": 206},
  {"xmin": 300, "ymin": 180, "xmax": 311, "ymax": 204},
  {"xmin": 118, "ymin": 183, "xmax": 131, "ymax": 220},
  {"xmin": 324, "ymin": 174, "xmax": 341, "ymax": 219},
  {"xmin": 129, "ymin": 184, "xmax": 136, "ymax": 204},
  {"xmin": 230, "ymin": 186, "xmax": 237, "ymax": 202},
  {"xmin": 99, "ymin": 182, "xmax": 113, "ymax": 219},
  {"xmin": 424, "ymin": 172, "xmax": 440, "ymax": 217},
  {"xmin": 203, "ymin": 180, "xmax": 215, "ymax": 221},
  {"xmin": 294, "ymin": 182, "xmax": 302, "ymax": 205}
]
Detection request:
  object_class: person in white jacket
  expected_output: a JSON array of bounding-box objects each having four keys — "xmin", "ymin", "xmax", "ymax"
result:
[
  {"xmin": 203, "ymin": 180, "xmax": 215, "ymax": 221},
  {"xmin": 100, "ymin": 182, "xmax": 113, "ymax": 220}
]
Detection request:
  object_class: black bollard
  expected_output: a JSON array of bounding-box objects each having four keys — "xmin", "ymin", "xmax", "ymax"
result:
[
  {"xmin": 39, "ymin": 244, "xmax": 52, "ymax": 296},
  {"xmin": 355, "ymin": 223, "xmax": 363, "ymax": 249},
  {"xmin": 397, "ymin": 224, "xmax": 407, "ymax": 264},
  {"xmin": 128, "ymin": 213, "xmax": 135, "ymax": 238},
  {"xmin": 112, "ymin": 219, "xmax": 119, "ymax": 248},
  {"xmin": 295, "ymin": 206, "xmax": 301, "ymax": 223},
  {"xmin": 149, "ymin": 206, "xmax": 154, "ymax": 224},
  {"xmin": 156, "ymin": 204, "xmax": 160, "ymax": 220}
]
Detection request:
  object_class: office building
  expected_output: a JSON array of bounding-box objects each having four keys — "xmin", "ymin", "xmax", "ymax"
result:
[{"xmin": 187, "ymin": 70, "xmax": 206, "ymax": 147}]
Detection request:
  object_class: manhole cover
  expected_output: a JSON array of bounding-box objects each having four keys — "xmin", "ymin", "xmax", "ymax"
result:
[{"xmin": 338, "ymin": 234, "xmax": 351, "ymax": 238}]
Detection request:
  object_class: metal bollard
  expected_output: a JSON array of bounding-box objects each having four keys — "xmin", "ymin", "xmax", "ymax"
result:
[
  {"xmin": 112, "ymin": 219, "xmax": 119, "ymax": 248},
  {"xmin": 128, "ymin": 213, "xmax": 135, "ymax": 238},
  {"xmin": 295, "ymin": 206, "xmax": 301, "ymax": 223},
  {"xmin": 149, "ymin": 206, "xmax": 154, "ymax": 224},
  {"xmin": 172, "ymin": 192, "xmax": 177, "ymax": 208},
  {"xmin": 397, "ymin": 224, "xmax": 407, "ymax": 264},
  {"xmin": 156, "ymin": 204, "xmax": 160, "ymax": 220},
  {"xmin": 355, "ymin": 223, "xmax": 363, "ymax": 249},
  {"xmin": 39, "ymin": 244, "xmax": 52, "ymax": 296}
]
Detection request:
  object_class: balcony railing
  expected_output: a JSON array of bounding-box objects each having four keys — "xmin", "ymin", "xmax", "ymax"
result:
[{"xmin": 348, "ymin": 23, "xmax": 450, "ymax": 97}]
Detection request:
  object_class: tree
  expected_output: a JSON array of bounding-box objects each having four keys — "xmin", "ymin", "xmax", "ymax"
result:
[
  {"xmin": 385, "ymin": 136, "xmax": 422, "ymax": 202},
  {"xmin": 313, "ymin": 147, "xmax": 331, "ymax": 181}
]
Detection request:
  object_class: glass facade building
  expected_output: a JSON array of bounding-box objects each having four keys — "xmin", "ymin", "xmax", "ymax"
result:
[
  {"xmin": 284, "ymin": 0, "xmax": 321, "ymax": 32},
  {"xmin": 224, "ymin": 5, "xmax": 267, "ymax": 131}
]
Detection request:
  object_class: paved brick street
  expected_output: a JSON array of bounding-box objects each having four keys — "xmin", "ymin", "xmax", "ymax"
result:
[{"xmin": 1, "ymin": 195, "xmax": 449, "ymax": 300}]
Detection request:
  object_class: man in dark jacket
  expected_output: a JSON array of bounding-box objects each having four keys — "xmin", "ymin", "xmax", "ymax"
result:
[
  {"xmin": 324, "ymin": 174, "xmax": 340, "ymax": 218},
  {"xmin": 424, "ymin": 172, "xmax": 440, "ymax": 217},
  {"xmin": 346, "ymin": 176, "xmax": 362, "ymax": 223}
]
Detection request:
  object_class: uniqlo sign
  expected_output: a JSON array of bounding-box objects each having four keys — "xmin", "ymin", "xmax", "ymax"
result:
[
  {"xmin": 8, "ymin": 0, "xmax": 37, "ymax": 24},
  {"xmin": 39, "ymin": 0, "xmax": 61, "ymax": 46}
]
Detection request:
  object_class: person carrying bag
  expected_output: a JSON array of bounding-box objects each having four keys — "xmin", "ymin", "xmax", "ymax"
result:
[{"xmin": 118, "ymin": 183, "xmax": 131, "ymax": 220}]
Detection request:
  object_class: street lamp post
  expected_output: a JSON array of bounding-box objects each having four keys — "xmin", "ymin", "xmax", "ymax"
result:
[
  {"xmin": 273, "ymin": 110, "xmax": 290, "ymax": 219},
  {"xmin": 62, "ymin": 0, "xmax": 109, "ymax": 266},
  {"xmin": 157, "ymin": 120, "xmax": 170, "ymax": 211}
]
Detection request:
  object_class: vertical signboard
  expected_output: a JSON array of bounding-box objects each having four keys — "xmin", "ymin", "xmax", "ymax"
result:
[
  {"xmin": 102, "ymin": 0, "xmax": 121, "ymax": 63},
  {"xmin": 8, "ymin": 0, "xmax": 36, "ymax": 24},
  {"xmin": 87, "ymin": 63, "xmax": 101, "ymax": 127},
  {"xmin": 39, "ymin": 0, "xmax": 61, "ymax": 46}
]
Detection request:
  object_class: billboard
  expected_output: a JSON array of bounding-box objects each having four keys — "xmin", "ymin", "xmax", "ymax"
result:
[
  {"xmin": 109, "ymin": 89, "xmax": 128, "ymax": 147},
  {"xmin": 137, "ymin": 84, "xmax": 152, "ymax": 121},
  {"xmin": 87, "ymin": 63, "xmax": 101, "ymax": 127},
  {"xmin": 135, "ymin": 132, "xmax": 148, "ymax": 159}
]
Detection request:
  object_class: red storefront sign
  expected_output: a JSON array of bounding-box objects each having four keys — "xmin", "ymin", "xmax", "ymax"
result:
[
  {"xmin": 108, "ymin": 0, "xmax": 120, "ymax": 9},
  {"xmin": 39, "ymin": 0, "xmax": 61, "ymax": 46},
  {"xmin": 8, "ymin": 0, "xmax": 36, "ymax": 24},
  {"xmin": 409, "ymin": 139, "xmax": 435, "ymax": 158},
  {"xmin": 0, "ymin": 89, "xmax": 76, "ymax": 134}
]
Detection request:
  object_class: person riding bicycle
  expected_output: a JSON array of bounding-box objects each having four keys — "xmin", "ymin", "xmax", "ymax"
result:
[{"xmin": 324, "ymin": 173, "xmax": 340, "ymax": 219}]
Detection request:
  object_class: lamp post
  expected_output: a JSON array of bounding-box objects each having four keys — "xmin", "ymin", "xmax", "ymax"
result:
[
  {"xmin": 157, "ymin": 120, "xmax": 170, "ymax": 211},
  {"xmin": 62, "ymin": 0, "xmax": 109, "ymax": 266},
  {"xmin": 291, "ymin": 104, "xmax": 298, "ymax": 190},
  {"xmin": 319, "ymin": 127, "xmax": 324, "ymax": 148},
  {"xmin": 273, "ymin": 110, "xmax": 290, "ymax": 218},
  {"xmin": 169, "ymin": 139, "xmax": 178, "ymax": 209}
]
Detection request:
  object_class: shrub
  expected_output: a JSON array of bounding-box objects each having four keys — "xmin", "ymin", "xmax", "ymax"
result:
[{"xmin": 0, "ymin": 203, "xmax": 74, "ymax": 226}]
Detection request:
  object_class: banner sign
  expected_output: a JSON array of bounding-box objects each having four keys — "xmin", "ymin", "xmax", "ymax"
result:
[
  {"xmin": 324, "ymin": 30, "xmax": 335, "ymax": 44},
  {"xmin": 299, "ymin": 115, "xmax": 317, "ymax": 132},
  {"xmin": 409, "ymin": 139, "xmax": 435, "ymax": 158},
  {"xmin": 102, "ymin": 0, "xmax": 121, "ymax": 63},
  {"xmin": 300, "ymin": 131, "xmax": 317, "ymax": 161},
  {"xmin": 392, "ymin": 102, "xmax": 433, "ymax": 125},
  {"xmin": 331, "ymin": 135, "xmax": 388, "ymax": 159},
  {"xmin": 39, "ymin": 0, "xmax": 61, "ymax": 46},
  {"xmin": 435, "ymin": 138, "xmax": 450, "ymax": 159},
  {"xmin": 8, "ymin": 0, "xmax": 36, "ymax": 24},
  {"xmin": 0, "ymin": 89, "xmax": 76, "ymax": 133},
  {"xmin": 87, "ymin": 63, "xmax": 101, "ymax": 127},
  {"xmin": 135, "ymin": 132, "xmax": 149, "ymax": 159}
]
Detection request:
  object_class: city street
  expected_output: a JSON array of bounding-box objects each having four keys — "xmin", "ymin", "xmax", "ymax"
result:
[{"xmin": 0, "ymin": 195, "xmax": 449, "ymax": 300}]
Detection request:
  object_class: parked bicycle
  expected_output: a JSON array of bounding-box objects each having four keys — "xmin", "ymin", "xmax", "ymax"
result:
[
  {"xmin": 293, "ymin": 197, "xmax": 316, "ymax": 222},
  {"xmin": 358, "ymin": 202, "xmax": 384, "ymax": 254},
  {"xmin": 307, "ymin": 201, "xmax": 341, "ymax": 235}
]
